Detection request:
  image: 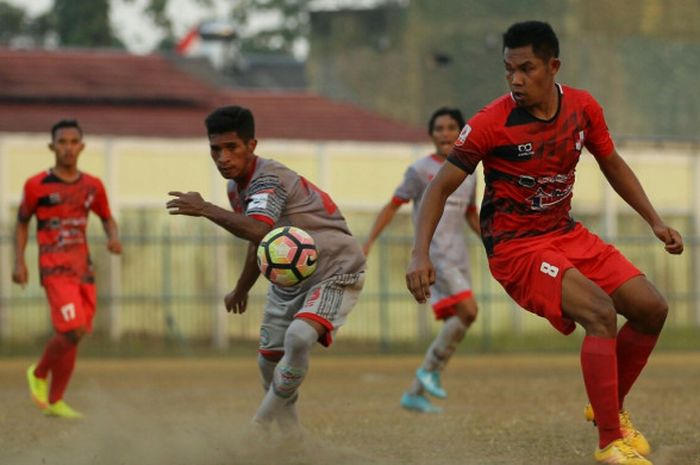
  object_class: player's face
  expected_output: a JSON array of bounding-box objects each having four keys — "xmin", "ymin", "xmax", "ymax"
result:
[
  {"xmin": 49, "ymin": 127, "xmax": 84, "ymax": 169},
  {"xmin": 504, "ymin": 45, "xmax": 560, "ymax": 109},
  {"xmin": 430, "ymin": 115, "xmax": 462, "ymax": 157},
  {"xmin": 209, "ymin": 131, "xmax": 258, "ymax": 181}
]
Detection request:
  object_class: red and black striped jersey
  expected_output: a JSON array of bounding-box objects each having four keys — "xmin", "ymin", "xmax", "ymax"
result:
[
  {"xmin": 448, "ymin": 84, "xmax": 614, "ymax": 256},
  {"xmin": 18, "ymin": 170, "xmax": 112, "ymax": 283}
]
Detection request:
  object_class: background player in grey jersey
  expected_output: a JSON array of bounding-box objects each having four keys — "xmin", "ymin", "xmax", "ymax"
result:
[
  {"xmin": 363, "ymin": 107, "xmax": 480, "ymax": 413},
  {"xmin": 166, "ymin": 105, "xmax": 365, "ymax": 434}
]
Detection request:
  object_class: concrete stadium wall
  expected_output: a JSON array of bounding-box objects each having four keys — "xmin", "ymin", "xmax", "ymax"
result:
[{"xmin": 1, "ymin": 133, "xmax": 699, "ymax": 347}]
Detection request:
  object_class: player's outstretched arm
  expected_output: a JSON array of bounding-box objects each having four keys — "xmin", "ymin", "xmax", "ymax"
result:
[
  {"xmin": 406, "ymin": 162, "xmax": 467, "ymax": 303},
  {"xmin": 596, "ymin": 150, "xmax": 683, "ymax": 255},
  {"xmin": 12, "ymin": 220, "xmax": 30, "ymax": 287},
  {"xmin": 362, "ymin": 201, "xmax": 401, "ymax": 256},
  {"xmin": 225, "ymin": 242, "xmax": 260, "ymax": 314},
  {"xmin": 166, "ymin": 191, "xmax": 271, "ymax": 243},
  {"xmin": 102, "ymin": 217, "xmax": 122, "ymax": 254}
]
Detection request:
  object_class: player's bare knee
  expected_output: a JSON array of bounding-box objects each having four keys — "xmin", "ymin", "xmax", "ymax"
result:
[
  {"xmin": 456, "ymin": 302, "xmax": 478, "ymax": 327},
  {"xmin": 642, "ymin": 294, "xmax": 668, "ymax": 333},
  {"xmin": 577, "ymin": 296, "xmax": 617, "ymax": 337}
]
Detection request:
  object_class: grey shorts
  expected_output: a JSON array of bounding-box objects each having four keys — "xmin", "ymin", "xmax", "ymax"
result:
[
  {"xmin": 429, "ymin": 266, "xmax": 473, "ymax": 317},
  {"xmin": 259, "ymin": 272, "xmax": 365, "ymax": 355}
]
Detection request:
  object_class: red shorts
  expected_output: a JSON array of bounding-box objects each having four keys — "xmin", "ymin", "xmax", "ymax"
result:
[
  {"xmin": 488, "ymin": 223, "xmax": 642, "ymax": 335},
  {"xmin": 43, "ymin": 277, "xmax": 97, "ymax": 333}
]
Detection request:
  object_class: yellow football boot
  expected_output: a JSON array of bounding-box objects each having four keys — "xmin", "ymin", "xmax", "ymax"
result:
[
  {"xmin": 44, "ymin": 400, "xmax": 83, "ymax": 419},
  {"xmin": 594, "ymin": 439, "xmax": 652, "ymax": 464},
  {"xmin": 584, "ymin": 404, "xmax": 651, "ymax": 456},
  {"xmin": 26, "ymin": 364, "xmax": 48, "ymax": 409}
]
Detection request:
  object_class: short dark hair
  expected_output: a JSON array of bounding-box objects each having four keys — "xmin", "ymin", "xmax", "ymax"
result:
[
  {"xmin": 51, "ymin": 119, "xmax": 82, "ymax": 140},
  {"xmin": 205, "ymin": 106, "xmax": 255, "ymax": 140},
  {"xmin": 502, "ymin": 21, "xmax": 559, "ymax": 61},
  {"xmin": 428, "ymin": 107, "xmax": 465, "ymax": 135}
]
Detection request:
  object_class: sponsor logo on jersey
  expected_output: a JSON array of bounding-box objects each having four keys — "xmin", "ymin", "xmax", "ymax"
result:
[
  {"xmin": 517, "ymin": 142, "xmax": 535, "ymax": 158},
  {"xmin": 49, "ymin": 192, "xmax": 61, "ymax": 205},
  {"xmin": 528, "ymin": 185, "xmax": 573, "ymax": 211},
  {"xmin": 492, "ymin": 143, "xmax": 536, "ymax": 161},
  {"xmin": 456, "ymin": 124, "xmax": 472, "ymax": 146}
]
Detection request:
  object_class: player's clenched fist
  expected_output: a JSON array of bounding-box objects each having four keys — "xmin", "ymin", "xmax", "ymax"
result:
[
  {"xmin": 406, "ymin": 254, "xmax": 436, "ymax": 304},
  {"xmin": 652, "ymin": 223, "xmax": 683, "ymax": 255},
  {"xmin": 12, "ymin": 262, "xmax": 28, "ymax": 287}
]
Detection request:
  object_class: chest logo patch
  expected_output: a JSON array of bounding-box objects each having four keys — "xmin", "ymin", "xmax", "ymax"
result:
[{"xmin": 517, "ymin": 143, "xmax": 534, "ymax": 158}]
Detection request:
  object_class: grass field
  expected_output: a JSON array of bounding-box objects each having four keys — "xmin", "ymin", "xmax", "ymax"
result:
[{"xmin": 1, "ymin": 353, "xmax": 699, "ymax": 465}]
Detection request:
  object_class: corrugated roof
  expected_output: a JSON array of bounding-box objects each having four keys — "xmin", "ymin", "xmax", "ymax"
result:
[
  {"xmin": 220, "ymin": 90, "xmax": 426, "ymax": 142},
  {"xmin": 0, "ymin": 48, "xmax": 425, "ymax": 142},
  {"xmin": 0, "ymin": 49, "xmax": 217, "ymax": 104}
]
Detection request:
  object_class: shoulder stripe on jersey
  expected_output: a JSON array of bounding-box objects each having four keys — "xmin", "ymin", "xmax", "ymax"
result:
[{"xmin": 447, "ymin": 153, "xmax": 474, "ymax": 174}]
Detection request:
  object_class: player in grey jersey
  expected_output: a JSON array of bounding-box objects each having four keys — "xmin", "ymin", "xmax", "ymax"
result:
[
  {"xmin": 363, "ymin": 107, "xmax": 480, "ymax": 413},
  {"xmin": 167, "ymin": 106, "xmax": 365, "ymax": 434}
]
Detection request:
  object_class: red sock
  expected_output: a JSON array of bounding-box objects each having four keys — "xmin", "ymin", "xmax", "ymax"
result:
[
  {"xmin": 34, "ymin": 333, "xmax": 73, "ymax": 379},
  {"xmin": 617, "ymin": 323, "xmax": 658, "ymax": 408},
  {"xmin": 581, "ymin": 335, "xmax": 622, "ymax": 449},
  {"xmin": 49, "ymin": 344, "xmax": 78, "ymax": 404}
]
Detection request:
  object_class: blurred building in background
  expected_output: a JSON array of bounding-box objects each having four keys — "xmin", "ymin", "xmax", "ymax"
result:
[{"xmin": 307, "ymin": 0, "xmax": 700, "ymax": 138}]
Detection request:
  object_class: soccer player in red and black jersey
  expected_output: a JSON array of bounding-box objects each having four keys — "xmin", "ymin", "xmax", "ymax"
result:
[
  {"xmin": 13, "ymin": 119, "xmax": 122, "ymax": 419},
  {"xmin": 406, "ymin": 21, "xmax": 682, "ymax": 465}
]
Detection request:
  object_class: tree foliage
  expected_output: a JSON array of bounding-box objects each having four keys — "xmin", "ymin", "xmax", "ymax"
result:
[
  {"xmin": 53, "ymin": 0, "xmax": 123, "ymax": 47},
  {"xmin": 0, "ymin": 1, "xmax": 25, "ymax": 45},
  {"xmin": 140, "ymin": 0, "xmax": 313, "ymax": 55},
  {"xmin": 0, "ymin": 0, "xmax": 124, "ymax": 48},
  {"xmin": 230, "ymin": 0, "xmax": 312, "ymax": 54}
]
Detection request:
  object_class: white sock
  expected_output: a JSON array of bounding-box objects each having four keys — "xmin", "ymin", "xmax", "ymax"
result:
[{"xmin": 253, "ymin": 320, "xmax": 318, "ymax": 426}]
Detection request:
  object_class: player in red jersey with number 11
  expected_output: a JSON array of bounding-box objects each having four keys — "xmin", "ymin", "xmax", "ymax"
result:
[{"xmin": 406, "ymin": 21, "xmax": 683, "ymax": 465}]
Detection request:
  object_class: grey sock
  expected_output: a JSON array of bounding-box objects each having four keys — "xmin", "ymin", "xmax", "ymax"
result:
[
  {"xmin": 253, "ymin": 320, "xmax": 318, "ymax": 426},
  {"xmin": 420, "ymin": 315, "xmax": 467, "ymax": 372}
]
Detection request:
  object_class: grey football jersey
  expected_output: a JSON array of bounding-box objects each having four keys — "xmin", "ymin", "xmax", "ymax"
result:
[
  {"xmin": 394, "ymin": 154, "xmax": 477, "ymax": 270},
  {"xmin": 227, "ymin": 156, "xmax": 366, "ymax": 289}
]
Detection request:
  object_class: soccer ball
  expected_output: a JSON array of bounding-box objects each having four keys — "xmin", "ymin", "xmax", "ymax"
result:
[{"xmin": 257, "ymin": 226, "xmax": 318, "ymax": 287}]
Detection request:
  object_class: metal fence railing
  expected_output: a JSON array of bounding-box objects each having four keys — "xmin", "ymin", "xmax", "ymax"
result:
[{"xmin": 1, "ymin": 223, "xmax": 697, "ymax": 351}]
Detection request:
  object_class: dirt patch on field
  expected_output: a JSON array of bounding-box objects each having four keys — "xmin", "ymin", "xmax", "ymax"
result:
[{"xmin": 1, "ymin": 353, "xmax": 699, "ymax": 465}]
